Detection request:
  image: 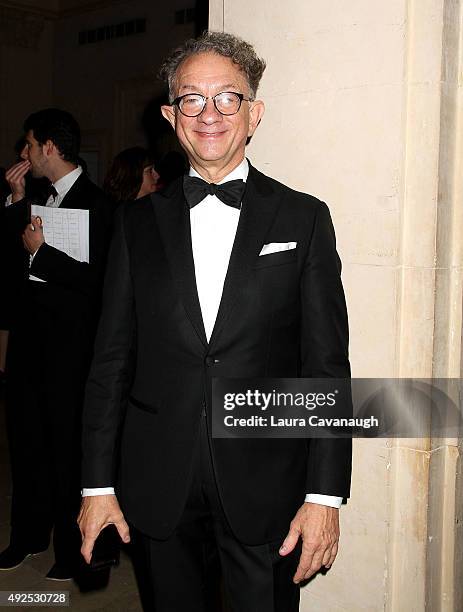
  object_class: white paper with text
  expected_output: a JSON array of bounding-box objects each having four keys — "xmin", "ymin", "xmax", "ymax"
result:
[{"xmin": 29, "ymin": 205, "xmax": 89, "ymax": 282}]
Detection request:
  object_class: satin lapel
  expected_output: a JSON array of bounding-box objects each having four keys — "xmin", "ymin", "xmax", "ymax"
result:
[
  {"xmin": 152, "ymin": 179, "xmax": 208, "ymax": 348},
  {"xmin": 208, "ymin": 164, "xmax": 282, "ymax": 349}
]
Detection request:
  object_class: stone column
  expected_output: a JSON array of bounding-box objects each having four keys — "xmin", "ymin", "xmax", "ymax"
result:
[{"xmin": 209, "ymin": 1, "xmax": 463, "ymax": 610}]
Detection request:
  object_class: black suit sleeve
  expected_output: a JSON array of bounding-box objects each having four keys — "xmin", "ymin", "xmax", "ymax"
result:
[
  {"xmin": 3, "ymin": 198, "xmax": 29, "ymax": 231},
  {"xmin": 300, "ymin": 201, "xmax": 352, "ymax": 498},
  {"xmin": 81, "ymin": 205, "xmax": 136, "ymax": 487},
  {"xmin": 30, "ymin": 196, "xmax": 111, "ymax": 295},
  {"xmin": 2, "ymin": 200, "xmax": 29, "ymax": 328}
]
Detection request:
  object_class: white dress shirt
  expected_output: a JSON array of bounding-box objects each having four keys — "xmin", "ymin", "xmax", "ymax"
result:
[
  {"xmin": 45, "ymin": 165, "xmax": 83, "ymax": 208},
  {"xmin": 189, "ymin": 160, "xmax": 245, "ymax": 341},
  {"xmin": 83, "ymin": 158, "xmax": 342, "ymax": 509}
]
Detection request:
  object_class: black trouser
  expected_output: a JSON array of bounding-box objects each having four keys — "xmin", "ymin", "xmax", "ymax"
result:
[
  {"xmin": 5, "ymin": 286, "xmax": 87, "ymax": 568},
  {"xmin": 131, "ymin": 415, "xmax": 300, "ymax": 612}
]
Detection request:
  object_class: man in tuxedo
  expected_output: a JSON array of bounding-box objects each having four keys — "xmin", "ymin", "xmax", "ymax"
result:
[
  {"xmin": 1, "ymin": 108, "xmax": 112, "ymax": 580},
  {"xmin": 79, "ymin": 32, "xmax": 351, "ymax": 610}
]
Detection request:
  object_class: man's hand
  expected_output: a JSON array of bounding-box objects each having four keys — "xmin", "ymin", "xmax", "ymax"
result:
[
  {"xmin": 77, "ymin": 494, "xmax": 130, "ymax": 564},
  {"xmin": 5, "ymin": 160, "xmax": 30, "ymax": 202},
  {"xmin": 22, "ymin": 216, "xmax": 44, "ymax": 255},
  {"xmin": 279, "ymin": 502, "xmax": 340, "ymax": 583}
]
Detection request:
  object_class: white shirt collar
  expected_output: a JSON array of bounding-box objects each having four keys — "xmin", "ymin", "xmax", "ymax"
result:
[
  {"xmin": 52, "ymin": 165, "xmax": 83, "ymax": 196},
  {"xmin": 189, "ymin": 158, "xmax": 249, "ymax": 184}
]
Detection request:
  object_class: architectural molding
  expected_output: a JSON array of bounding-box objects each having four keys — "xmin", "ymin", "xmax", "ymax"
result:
[
  {"xmin": 58, "ymin": 0, "xmax": 132, "ymax": 19},
  {"xmin": 0, "ymin": 0, "xmax": 132, "ymax": 20},
  {"xmin": 0, "ymin": 1, "xmax": 56, "ymax": 19},
  {"xmin": 0, "ymin": 6, "xmax": 45, "ymax": 48}
]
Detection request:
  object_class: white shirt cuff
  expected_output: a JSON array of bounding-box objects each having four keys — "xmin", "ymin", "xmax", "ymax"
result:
[
  {"xmin": 305, "ymin": 494, "xmax": 343, "ymax": 508},
  {"xmin": 5, "ymin": 194, "xmax": 12, "ymax": 207},
  {"xmin": 82, "ymin": 487, "xmax": 115, "ymax": 496}
]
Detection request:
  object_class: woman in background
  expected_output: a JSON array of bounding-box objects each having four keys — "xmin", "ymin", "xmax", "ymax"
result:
[{"xmin": 103, "ymin": 147, "xmax": 160, "ymax": 203}]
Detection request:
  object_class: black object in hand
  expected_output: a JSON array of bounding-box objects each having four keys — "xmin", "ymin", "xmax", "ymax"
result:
[{"xmin": 90, "ymin": 525, "xmax": 120, "ymax": 570}]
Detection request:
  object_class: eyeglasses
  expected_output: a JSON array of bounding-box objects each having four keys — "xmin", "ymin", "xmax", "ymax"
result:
[{"xmin": 172, "ymin": 92, "xmax": 251, "ymax": 117}]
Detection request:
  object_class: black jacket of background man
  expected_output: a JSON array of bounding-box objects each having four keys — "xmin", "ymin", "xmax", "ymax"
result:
[{"xmin": 4, "ymin": 172, "xmax": 112, "ymax": 565}]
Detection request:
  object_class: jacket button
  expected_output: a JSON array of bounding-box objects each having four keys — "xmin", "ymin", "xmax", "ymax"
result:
[{"xmin": 205, "ymin": 356, "xmax": 214, "ymax": 366}]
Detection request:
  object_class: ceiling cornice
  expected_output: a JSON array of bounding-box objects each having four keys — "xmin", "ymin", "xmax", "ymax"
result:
[
  {"xmin": 58, "ymin": 0, "xmax": 132, "ymax": 19},
  {"xmin": 0, "ymin": 4, "xmax": 46, "ymax": 48},
  {"xmin": 0, "ymin": 1, "xmax": 56, "ymax": 19},
  {"xmin": 0, "ymin": 0, "xmax": 132, "ymax": 20}
]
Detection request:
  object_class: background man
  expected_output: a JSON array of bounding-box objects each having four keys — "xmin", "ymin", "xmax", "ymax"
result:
[
  {"xmin": 1, "ymin": 108, "xmax": 112, "ymax": 580},
  {"xmin": 79, "ymin": 32, "xmax": 351, "ymax": 610}
]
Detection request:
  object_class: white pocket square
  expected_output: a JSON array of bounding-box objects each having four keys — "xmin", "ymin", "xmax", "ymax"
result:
[{"xmin": 259, "ymin": 242, "xmax": 297, "ymax": 256}]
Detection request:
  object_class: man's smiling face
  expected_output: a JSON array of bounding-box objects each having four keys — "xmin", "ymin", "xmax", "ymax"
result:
[{"xmin": 162, "ymin": 52, "xmax": 264, "ymax": 179}]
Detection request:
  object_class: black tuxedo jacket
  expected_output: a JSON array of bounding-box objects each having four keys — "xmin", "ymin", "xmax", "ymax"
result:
[
  {"xmin": 5, "ymin": 173, "xmax": 112, "ymax": 369},
  {"xmin": 82, "ymin": 164, "xmax": 351, "ymax": 545}
]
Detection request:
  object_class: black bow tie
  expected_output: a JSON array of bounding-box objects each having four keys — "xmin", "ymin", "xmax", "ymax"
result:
[
  {"xmin": 46, "ymin": 184, "xmax": 58, "ymax": 201},
  {"xmin": 183, "ymin": 175, "xmax": 245, "ymax": 209}
]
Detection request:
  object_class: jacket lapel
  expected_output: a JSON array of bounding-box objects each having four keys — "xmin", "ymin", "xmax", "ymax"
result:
[
  {"xmin": 208, "ymin": 164, "xmax": 282, "ymax": 349},
  {"xmin": 152, "ymin": 178, "xmax": 208, "ymax": 349},
  {"xmin": 58, "ymin": 174, "xmax": 87, "ymax": 209}
]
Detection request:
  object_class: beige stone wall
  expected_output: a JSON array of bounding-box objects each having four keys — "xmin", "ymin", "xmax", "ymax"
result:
[{"xmin": 209, "ymin": 1, "xmax": 463, "ymax": 610}]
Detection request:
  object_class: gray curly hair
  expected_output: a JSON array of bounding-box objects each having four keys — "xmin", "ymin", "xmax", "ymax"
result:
[{"xmin": 159, "ymin": 31, "xmax": 266, "ymax": 103}]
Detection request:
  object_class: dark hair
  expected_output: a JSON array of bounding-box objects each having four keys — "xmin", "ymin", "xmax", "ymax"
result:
[
  {"xmin": 23, "ymin": 108, "xmax": 81, "ymax": 164},
  {"xmin": 159, "ymin": 31, "xmax": 266, "ymax": 103},
  {"xmin": 103, "ymin": 147, "xmax": 154, "ymax": 203}
]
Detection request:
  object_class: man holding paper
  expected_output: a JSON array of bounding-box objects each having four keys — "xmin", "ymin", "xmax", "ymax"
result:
[{"xmin": 1, "ymin": 108, "xmax": 112, "ymax": 580}]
